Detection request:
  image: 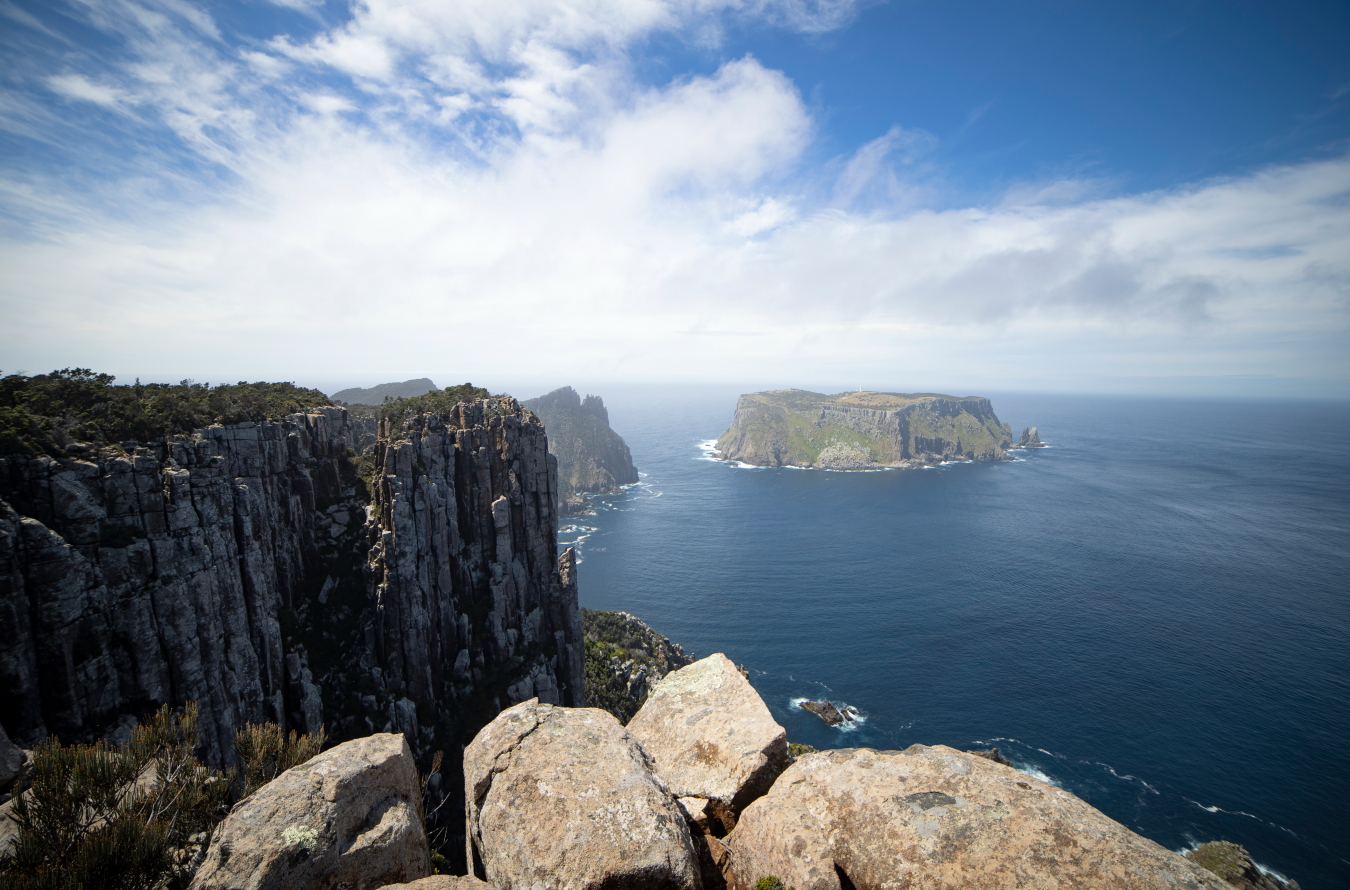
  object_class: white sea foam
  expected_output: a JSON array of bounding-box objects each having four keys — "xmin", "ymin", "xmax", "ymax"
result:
[{"xmin": 1015, "ymin": 765, "xmax": 1063, "ymax": 787}]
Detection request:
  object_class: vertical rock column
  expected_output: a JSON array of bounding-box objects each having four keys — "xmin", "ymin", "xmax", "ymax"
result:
[{"xmin": 366, "ymin": 398, "xmax": 585, "ymax": 757}]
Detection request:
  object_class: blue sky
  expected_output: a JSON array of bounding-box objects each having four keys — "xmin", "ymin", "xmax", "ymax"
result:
[{"xmin": 1, "ymin": 0, "xmax": 1347, "ymax": 396}]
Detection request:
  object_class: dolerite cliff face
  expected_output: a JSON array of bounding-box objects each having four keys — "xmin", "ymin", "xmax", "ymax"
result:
[
  {"xmin": 521, "ymin": 387, "xmax": 638, "ymax": 514},
  {"xmin": 0, "ymin": 410, "xmax": 354, "ymax": 765},
  {"xmin": 0, "ymin": 398, "xmax": 583, "ymax": 771},
  {"xmin": 365, "ymin": 400, "xmax": 585, "ymax": 742},
  {"xmin": 715, "ymin": 389, "xmax": 1016, "ymax": 470}
]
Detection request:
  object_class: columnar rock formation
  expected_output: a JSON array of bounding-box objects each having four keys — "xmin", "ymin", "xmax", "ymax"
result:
[{"xmin": 0, "ymin": 399, "xmax": 584, "ymax": 770}]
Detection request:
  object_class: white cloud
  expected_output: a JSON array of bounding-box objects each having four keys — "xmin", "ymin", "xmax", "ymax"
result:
[
  {"xmin": 0, "ymin": 0, "xmax": 1346, "ymax": 394},
  {"xmin": 47, "ymin": 73, "xmax": 127, "ymax": 107}
]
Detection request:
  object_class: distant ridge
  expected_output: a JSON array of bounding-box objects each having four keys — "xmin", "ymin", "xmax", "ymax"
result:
[{"xmin": 331, "ymin": 378, "xmax": 437, "ymax": 405}]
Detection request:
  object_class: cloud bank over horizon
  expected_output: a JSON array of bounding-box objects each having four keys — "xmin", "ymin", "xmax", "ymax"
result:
[{"xmin": 1, "ymin": 0, "xmax": 1347, "ymax": 396}]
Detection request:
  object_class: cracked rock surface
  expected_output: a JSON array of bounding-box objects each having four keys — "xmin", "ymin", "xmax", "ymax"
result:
[
  {"xmin": 722, "ymin": 744, "xmax": 1233, "ymax": 890},
  {"xmin": 464, "ymin": 698, "xmax": 702, "ymax": 890},
  {"xmin": 190, "ymin": 733, "xmax": 428, "ymax": 890},
  {"xmin": 627, "ymin": 653, "xmax": 788, "ymax": 826}
]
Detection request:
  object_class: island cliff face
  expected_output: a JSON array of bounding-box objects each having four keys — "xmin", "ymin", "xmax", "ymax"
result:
[
  {"xmin": 521, "ymin": 387, "xmax": 638, "ymax": 514},
  {"xmin": 0, "ymin": 398, "xmax": 583, "ymax": 769},
  {"xmin": 715, "ymin": 389, "xmax": 1016, "ymax": 470}
]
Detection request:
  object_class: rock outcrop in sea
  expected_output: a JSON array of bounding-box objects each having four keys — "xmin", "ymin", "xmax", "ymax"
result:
[
  {"xmin": 1020, "ymin": 426, "xmax": 1045, "ymax": 447},
  {"xmin": 714, "ymin": 389, "xmax": 1022, "ymax": 470},
  {"xmin": 521, "ymin": 387, "xmax": 638, "ymax": 514}
]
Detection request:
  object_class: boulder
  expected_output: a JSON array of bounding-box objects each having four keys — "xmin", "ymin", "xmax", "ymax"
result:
[
  {"xmin": 723, "ymin": 745, "xmax": 1233, "ymax": 890},
  {"xmin": 0, "ymin": 722, "xmax": 25, "ymax": 789},
  {"xmin": 375, "ymin": 879, "xmax": 491, "ymax": 890},
  {"xmin": 464, "ymin": 698, "xmax": 701, "ymax": 890},
  {"xmin": 189, "ymin": 733, "xmax": 429, "ymax": 890},
  {"xmin": 627, "ymin": 654, "xmax": 788, "ymax": 826}
]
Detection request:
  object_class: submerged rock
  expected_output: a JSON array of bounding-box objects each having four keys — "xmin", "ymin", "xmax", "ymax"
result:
[
  {"xmin": 722, "ymin": 744, "xmax": 1232, "ymax": 890},
  {"xmin": 964, "ymin": 746, "xmax": 1014, "ymax": 767},
  {"xmin": 189, "ymin": 733, "xmax": 428, "ymax": 890},
  {"xmin": 463, "ymin": 698, "xmax": 701, "ymax": 890},
  {"xmin": 628, "ymin": 654, "xmax": 789, "ymax": 830}
]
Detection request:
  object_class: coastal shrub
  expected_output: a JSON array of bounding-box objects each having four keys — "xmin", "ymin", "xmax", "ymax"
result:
[
  {"xmin": 232, "ymin": 721, "xmax": 326, "ymax": 799},
  {"xmin": 0, "ymin": 368, "xmax": 331, "ymax": 456},
  {"xmin": 377, "ymin": 383, "xmax": 491, "ymax": 420},
  {"xmin": 787, "ymin": 741, "xmax": 818, "ymax": 760},
  {"xmin": 583, "ymin": 638, "xmax": 634, "ymax": 723},
  {"xmin": 0, "ymin": 703, "xmax": 234, "ymax": 890},
  {"xmin": 753, "ymin": 878, "xmax": 794, "ymax": 890}
]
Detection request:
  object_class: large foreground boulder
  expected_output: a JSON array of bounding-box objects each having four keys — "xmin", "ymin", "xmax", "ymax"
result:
[
  {"xmin": 190, "ymin": 733, "xmax": 429, "ymax": 890},
  {"xmin": 627, "ymin": 653, "xmax": 787, "ymax": 829},
  {"xmin": 723, "ymin": 745, "xmax": 1232, "ymax": 890},
  {"xmin": 464, "ymin": 698, "xmax": 702, "ymax": 890}
]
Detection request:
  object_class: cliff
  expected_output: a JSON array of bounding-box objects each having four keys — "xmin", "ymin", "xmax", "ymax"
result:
[
  {"xmin": 0, "ymin": 391, "xmax": 583, "ymax": 776},
  {"xmin": 715, "ymin": 389, "xmax": 1016, "ymax": 469},
  {"xmin": 521, "ymin": 387, "xmax": 638, "ymax": 514}
]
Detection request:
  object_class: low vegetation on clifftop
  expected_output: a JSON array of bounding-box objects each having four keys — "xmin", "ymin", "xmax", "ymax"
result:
[{"xmin": 0, "ymin": 369, "xmax": 330, "ymax": 457}]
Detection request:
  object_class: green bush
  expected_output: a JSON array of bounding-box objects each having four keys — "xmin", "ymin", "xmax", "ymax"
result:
[
  {"xmin": 0, "ymin": 703, "xmax": 234, "ymax": 890},
  {"xmin": 0, "ymin": 369, "xmax": 331, "ymax": 456},
  {"xmin": 583, "ymin": 638, "xmax": 636, "ymax": 723},
  {"xmin": 753, "ymin": 877, "xmax": 794, "ymax": 890},
  {"xmin": 232, "ymin": 722, "xmax": 326, "ymax": 800},
  {"xmin": 787, "ymin": 742, "xmax": 818, "ymax": 760},
  {"xmin": 377, "ymin": 383, "xmax": 491, "ymax": 421}
]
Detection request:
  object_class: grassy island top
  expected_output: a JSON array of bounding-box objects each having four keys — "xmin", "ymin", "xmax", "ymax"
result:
[{"xmin": 746, "ymin": 389, "xmax": 972, "ymax": 412}]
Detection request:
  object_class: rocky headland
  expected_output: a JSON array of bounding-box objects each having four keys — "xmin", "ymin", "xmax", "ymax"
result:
[
  {"xmin": 714, "ymin": 389, "xmax": 1024, "ymax": 470},
  {"xmin": 521, "ymin": 387, "xmax": 638, "ymax": 514},
  {"xmin": 0, "ymin": 371, "xmax": 1294, "ymax": 890}
]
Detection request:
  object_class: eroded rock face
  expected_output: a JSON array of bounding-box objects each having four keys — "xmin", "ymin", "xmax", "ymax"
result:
[
  {"xmin": 0, "ymin": 722, "xmax": 25, "ymax": 789},
  {"xmin": 723, "ymin": 745, "xmax": 1233, "ymax": 890},
  {"xmin": 627, "ymin": 654, "xmax": 788, "ymax": 827},
  {"xmin": 464, "ymin": 698, "xmax": 701, "ymax": 890},
  {"xmin": 1020, "ymin": 426, "xmax": 1044, "ymax": 447},
  {"xmin": 190, "ymin": 733, "xmax": 428, "ymax": 890}
]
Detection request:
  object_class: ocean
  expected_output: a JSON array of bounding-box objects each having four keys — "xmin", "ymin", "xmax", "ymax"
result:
[{"xmin": 557, "ymin": 388, "xmax": 1350, "ymax": 890}]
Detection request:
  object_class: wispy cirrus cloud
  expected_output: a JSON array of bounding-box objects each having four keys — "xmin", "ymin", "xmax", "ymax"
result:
[{"xmin": 0, "ymin": 0, "xmax": 1346, "ymax": 393}]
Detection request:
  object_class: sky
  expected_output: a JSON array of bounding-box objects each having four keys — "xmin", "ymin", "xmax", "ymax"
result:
[{"xmin": 1, "ymin": 0, "xmax": 1348, "ymax": 398}]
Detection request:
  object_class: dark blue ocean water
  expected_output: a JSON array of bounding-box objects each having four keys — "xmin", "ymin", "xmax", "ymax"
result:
[{"xmin": 558, "ymin": 389, "xmax": 1350, "ymax": 889}]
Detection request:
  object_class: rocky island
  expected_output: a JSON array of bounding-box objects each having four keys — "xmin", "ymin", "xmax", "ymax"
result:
[
  {"xmin": 714, "ymin": 389, "xmax": 1026, "ymax": 470},
  {"xmin": 522, "ymin": 386, "xmax": 638, "ymax": 514}
]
